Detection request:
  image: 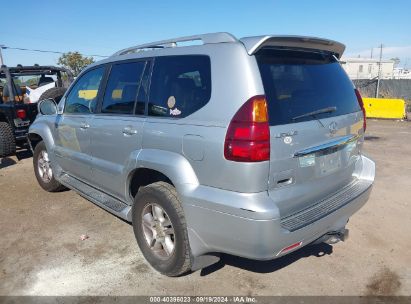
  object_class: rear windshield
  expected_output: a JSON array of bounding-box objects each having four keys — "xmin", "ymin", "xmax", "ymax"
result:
[{"xmin": 255, "ymin": 49, "xmax": 360, "ymax": 126}]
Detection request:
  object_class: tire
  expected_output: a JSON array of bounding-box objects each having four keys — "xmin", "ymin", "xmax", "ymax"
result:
[
  {"xmin": 33, "ymin": 141, "xmax": 65, "ymax": 192},
  {"xmin": 132, "ymin": 182, "xmax": 192, "ymax": 276},
  {"xmin": 39, "ymin": 87, "xmax": 67, "ymax": 103},
  {"xmin": 0, "ymin": 122, "xmax": 16, "ymax": 157}
]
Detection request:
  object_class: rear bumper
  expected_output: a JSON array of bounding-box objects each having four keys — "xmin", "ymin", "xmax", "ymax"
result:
[{"xmin": 181, "ymin": 155, "xmax": 375, "ymax": 260}]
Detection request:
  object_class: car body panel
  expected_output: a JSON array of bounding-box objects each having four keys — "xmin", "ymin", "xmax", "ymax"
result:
[
  {"xmin": 268, "ymin": 112, "xmax": 364, "ymax": 218},
  {"xmin": 52, "ymin": 114, "xmax": 92, "ymax": 182},
  {"xmin": 89, "ymin": 114, "xmax": 145, "ymax": 200}
]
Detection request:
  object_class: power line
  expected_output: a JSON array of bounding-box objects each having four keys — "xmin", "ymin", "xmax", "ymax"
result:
[{"xmin": 0, "ymin": 46, "xmax": 109, "ymax": 58}]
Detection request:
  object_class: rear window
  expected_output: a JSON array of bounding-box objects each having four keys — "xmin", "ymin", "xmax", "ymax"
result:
[
  {"xmin": 148, "ymin": 55, "xmax": 211, "ymax": 118},
  {"xmin": 255, "ymin": 49, "xmax": 360, "ymax": 126}
]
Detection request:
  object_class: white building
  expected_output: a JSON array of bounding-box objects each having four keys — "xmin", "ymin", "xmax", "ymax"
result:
[
  {"xmin": 340, "ymin": 58, "xmax": 394, "ymax": 80},
  {"xmin": 393, "ymin": 67, "xmax": 411, "ymax": 79}
]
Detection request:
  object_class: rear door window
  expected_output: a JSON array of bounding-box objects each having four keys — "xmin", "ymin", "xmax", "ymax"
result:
[
  {"xmin": 255, "ymin": 49, "xmax": 360, "ymax": 126},
  {"xmin": 148, "ymin": 55, "xmax": 211, "ymax": 118},
  {"xmin": 101, "ymin": 61, "xmax": 146, "ymax": 115}
]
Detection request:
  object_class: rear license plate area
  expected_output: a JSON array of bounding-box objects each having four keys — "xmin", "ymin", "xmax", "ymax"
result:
[{"xmin": 319, "ymin": 151, "xmax": 341, "ymax": 176}]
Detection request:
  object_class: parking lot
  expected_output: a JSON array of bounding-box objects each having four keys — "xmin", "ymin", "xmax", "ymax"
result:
[{"xmin": 0, "ymin": 120, "xmax": 410, "ymax": 296}]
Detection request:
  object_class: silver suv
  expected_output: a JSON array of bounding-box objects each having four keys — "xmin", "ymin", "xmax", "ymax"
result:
[{"xmin": 29, "ymin": 33, "xmax": 375, "ymax": 276}]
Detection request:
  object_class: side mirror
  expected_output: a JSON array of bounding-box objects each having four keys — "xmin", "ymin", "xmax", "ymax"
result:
[{"xmin": 38, "ymin": 98, "xmax": 58, "ymax": 115}]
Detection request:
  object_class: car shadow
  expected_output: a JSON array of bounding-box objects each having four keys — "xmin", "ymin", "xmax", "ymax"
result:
[
  {"xmin": 0, "ymin": 148, "xmax": 32, "ymax": 169},
  {"xmin": 0, "ymin": 157, "xmax": 16, "ymax": 169},
  {"xmin": 200, "ymin": 243, "xmax": 333, "ymax": 276},
  {"xmin": 364, "ymin": 135, "xmax": 381, "ymax": 141}
]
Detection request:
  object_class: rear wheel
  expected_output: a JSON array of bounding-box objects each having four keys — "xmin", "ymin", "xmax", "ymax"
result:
[
  {"xmin": 33, "ymin": 141, "xmax": 65, "ymax": 192},
  {"xmin": 132, "ymin": 182, "xmax": 192, "ymax": 276},
  {"xmin": 0, "ymin": 122, "xmax": 16, "ymax": 157},
  {"xmin": 39, "ymin": 87, "xmax": 67, "ymax": 103}
]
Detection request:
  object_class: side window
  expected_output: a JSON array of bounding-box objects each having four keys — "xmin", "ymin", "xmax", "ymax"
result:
[
  {"xmin": 101, "ymin": 61, "xmax": 146, "ymax": 115},
  {"xmin": 148, "ymin": 56, "xmax": 211, "ymax": 118},
  {"xmin": 64, "ymin": 67, "xmax": 105, "ymax": 114}
]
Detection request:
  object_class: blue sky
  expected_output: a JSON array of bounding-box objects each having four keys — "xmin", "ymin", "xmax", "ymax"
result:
[{"xmin": 1, "ymin": 0, "xmax": 410, "ymax": 68}]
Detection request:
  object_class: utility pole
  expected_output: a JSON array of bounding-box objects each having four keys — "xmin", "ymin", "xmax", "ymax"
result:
[
  {"xmin": 370, "ymin": 48, "xmax": 373, "ymax": 59},
  {"xmin": 376, "ymin": 44, "xmax": 383, "ymax": 98},
  {"xmin": 0, "ymin": 45, "xmax": 4, "ymax": 66}
]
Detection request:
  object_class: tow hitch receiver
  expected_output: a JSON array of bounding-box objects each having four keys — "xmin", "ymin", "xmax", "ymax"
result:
[{"xmin": 314, "ymin": 228, "xmax": 349, "ymax": 245}]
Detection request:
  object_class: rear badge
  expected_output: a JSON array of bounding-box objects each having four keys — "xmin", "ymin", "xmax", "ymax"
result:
[
  {"xmin": 284, "ymin": 136, "xmax": 293, "ymax": 144},
  {"xmin": 275, "ymin": 130, "xmax": 298, "ymax": 145},
  {"xmin": 328, "ymin": 121, "xmax": 338, "ymax": 135},
  {"xmin": 299, "ymin": 154, "xmax": 315, "ymax": 167},
  {"xmin": 275, "ymin": 130, "xmax": 298, "ymax": 138}
]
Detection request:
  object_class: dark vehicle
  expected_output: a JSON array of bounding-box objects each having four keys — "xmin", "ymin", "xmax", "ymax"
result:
[{"xmin": 0, "ymin": 65, "xmax": 73, "ymax": 157}]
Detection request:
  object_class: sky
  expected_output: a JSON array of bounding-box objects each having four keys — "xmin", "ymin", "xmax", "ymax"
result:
[{"xmin": 1, "ymin": 0, "xmax": 410, "ymax": 68}]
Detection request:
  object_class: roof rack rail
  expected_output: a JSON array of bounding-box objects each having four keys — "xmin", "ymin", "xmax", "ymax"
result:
[{"xmin": 112, "ymin": 32, "xmax": 237, "ymax": 56}]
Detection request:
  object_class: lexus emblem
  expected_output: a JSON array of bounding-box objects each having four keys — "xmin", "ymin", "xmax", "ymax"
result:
[{"xmin": 328, "ymin": 121, "xmax": 338, "ymax": 135}]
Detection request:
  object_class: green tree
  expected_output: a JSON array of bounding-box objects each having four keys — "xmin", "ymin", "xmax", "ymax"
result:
[{"xmin": 57, "ymin": 52, "xmax": 94, "ymax": 76}]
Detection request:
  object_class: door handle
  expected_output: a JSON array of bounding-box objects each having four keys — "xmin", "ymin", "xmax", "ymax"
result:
[
  {"xmin": 123, "ymin": 126, "xmax": 138, "ymax": 136},
  {"xmin": 80, "ymin": 122, "xmax": 90, "ymax": 129}
]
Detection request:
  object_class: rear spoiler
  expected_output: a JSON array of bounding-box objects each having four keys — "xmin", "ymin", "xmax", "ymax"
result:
[{"xmin": 240, "ymin": 35, "xmax": 346, "ymax": 58}]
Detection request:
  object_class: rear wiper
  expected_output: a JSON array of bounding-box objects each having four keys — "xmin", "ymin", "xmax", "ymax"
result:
[{"xmin": 292, "ymin": 106, "xmax": 337, "ymax": 121}]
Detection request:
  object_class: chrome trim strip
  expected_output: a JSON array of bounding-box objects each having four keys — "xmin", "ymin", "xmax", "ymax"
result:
[{"xmin": 293, "ymin": 134, "xmax": 359, "ymax": 157}]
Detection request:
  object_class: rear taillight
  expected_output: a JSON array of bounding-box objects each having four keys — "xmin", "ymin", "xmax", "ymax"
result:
[
  {"xmin": 16, "ymin": 109, "xmax": 26, "ymax": 120},
  {"xmin": 224, "ymin": 95, "xmax": 270, "ymax": 162},
  {"xmin": 355, "ymin": 89, "xmax": 366, "ymax": 132}
]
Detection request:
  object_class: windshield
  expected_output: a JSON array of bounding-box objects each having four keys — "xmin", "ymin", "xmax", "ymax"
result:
[{"xmin": 255, "ymin": 49, "xmax": 361, "ymax": 126}]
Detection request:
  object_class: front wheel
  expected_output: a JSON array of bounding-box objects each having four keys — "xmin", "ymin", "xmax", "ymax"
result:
[
  {"xmin": 132, "ymin": 182, "xmax": 192, "ymax": 276},
  {"xmin": 33, "ymin": 141, "xmax": 65, "ymax": 192}
]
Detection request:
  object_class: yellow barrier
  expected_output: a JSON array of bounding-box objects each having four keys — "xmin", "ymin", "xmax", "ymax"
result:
[{"xmin": 362, "ymin": 98, "xmax": 407, "ymax": 119}]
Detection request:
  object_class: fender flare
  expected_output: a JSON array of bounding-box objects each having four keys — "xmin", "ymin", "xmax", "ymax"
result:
[
  {"xmin": 134, "ymin": 149, "xmax": 199, "ymax": 190},
  {"xmin": 28, "ymin": 122, "xmax": 55, "ymax": 155}
]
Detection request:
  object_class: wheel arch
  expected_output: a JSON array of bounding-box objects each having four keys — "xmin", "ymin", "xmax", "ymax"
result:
[
  {"xmin": 128, "ymin": 168, "xmax": 174, "ymax": 199},
  {"xmin": 27, "ymin": 132, "xmax": 43, "ymax": 151},
  {"xmin": 127, "ymin": 149, "xmax": 199, "ymax": 201},
  {"xmin": 27, "ymin": 123, "xmax": 55, "ymax": 153}
]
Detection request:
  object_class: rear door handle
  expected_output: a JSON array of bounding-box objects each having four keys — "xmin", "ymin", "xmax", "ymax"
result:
[
  {"xmin": 80, "ymin": 122, "xmax": 90, "ymax": 129},
  {"xmin": 123, "ymin": 126, "xmax": 138, "ymax": 136}
]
